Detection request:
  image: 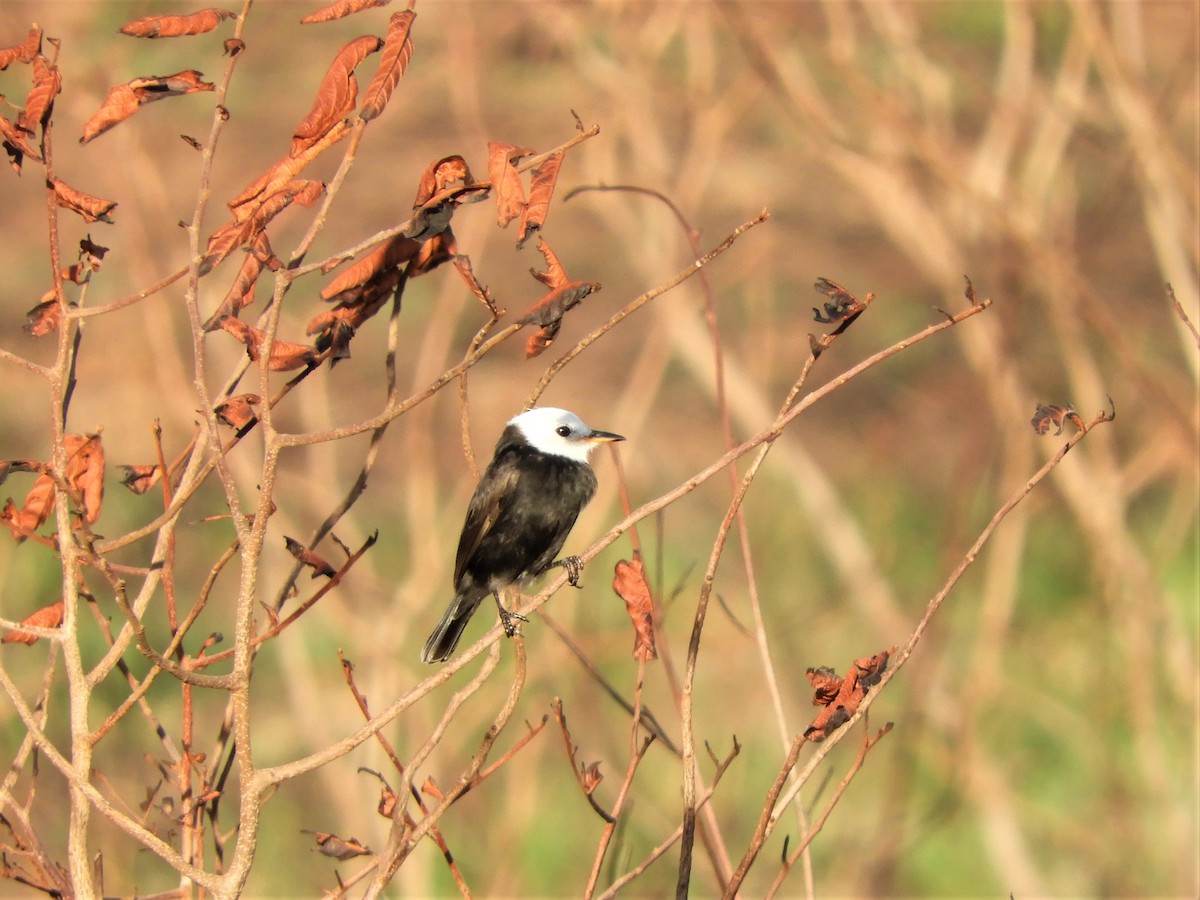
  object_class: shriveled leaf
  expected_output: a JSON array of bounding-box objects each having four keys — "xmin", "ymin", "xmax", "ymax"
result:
[
  {"xmin": 301, "ymin": 0, "xmax": 391, "ymax": 24},
  {"xmin": 65, "ymin": 434, "xmax": 105, "ymax": 526},
  {"xmin": 208, "ymin": 180, "xmax": 323, "ymax": 272},
  {"xmin": 406, "ymin": 229, "xmax": 456, "ymax": 277},
  {"xmin": 214, "ymin": 317, "xmax": 320, "ymax": 371},
  {"xmin": 0, "ymin": 113, "xmax": 40, "ymax": 161},
  {"xmin": 579, "ymin": 760, "xmax": 604, "ymax": 795},
  {"xmin": 19, "ymin": 56, "xmax": 61, "ymax": 134},
  {"xmin": 812, "ymin": 277, "xmax": 868, "ymax": 325},
  {"xmin": 452, "ymin": 254, "xmax": 499, "ymax": 314},
  {"xmin": 302, "ymin": 830, "xmax": 372, "ymax": 861},
  {"xmin": 530, "ymin": 236, "xmax": 568, "ymax": 288},
  {"xmin": 0, "ymin": 25, "xmax": 42, "ymax": 70},
  {"xmin": 524, "ymin": 321, "xmax": 559, "ymax": 359},
  {"xmin": 320, "ymin": 234, "xmax": 418, "ymax": 301},
  {"xmin": 803, "ymin": 649, "xmax": 892, "ymax": 742},
  {"xmin": 52, "ymin": 179, "xmax": 117, "ymax": 223},
  {"xmin": 1031, "ymin": 403, "xmax": 1084, "ymax": 436},
  {"xmin": 204, "ymin": 232, "xmax": 276, "ymax": 329},
  {"xmin": 486, "ymin": 141, "xmax": 533, "ymax": 227},
  {"xmin": 230, "ymin": 150, "xmax": 329, "ymax": 221},
  {"xmin": 2, "ymin": 473, "xmax": 55, "ymax": 541},
  {"xmin": 613, "ymin": 555, "xmax": 656, "ymax": 661},
  {"xmin": 82, "ymin": 71, "xmax": 216, "ymax": 143},
  {"xmin": 119, "ymin": 8, "xmax": 237, "ymax": 38},
  {"xmin": 80, "ymin": 84, "xmax": 139, "ymax": 143},
  {"xmin": 3, "ymin": 600, "xmax": 64, "ymax": 645},
  {"xmin": 517, "ymin": 152, "xmax": 562, "ymax": 248},
  {"xmin": 284, "ymin": 536, "xmax": 337, "ymax": 578},
  {"xmin": 291, "ymin": 35, "xmax": 382, "ymax": 156},
  {"xmin": 412, "ymin": 154, "xmax": 473, "ymax": 208},
  {"xmin": 200, "ymin": 219, "xmax": 257, "ymax": 275},
  {"xmin": 359, "ymin": 9, "xmax": 415, "ymax": 121},
  {"xmin": 119, "ymin": 464, "xmax": 162, "ymax": 495},
  {"xmin": 24, "ymin": 292, "xmax": 62, "ymax": 337},
  {"xmin": 517, "ymin": 280, "xmax": 598, "ymax": 328},
  {"xmin": 214, "ymin": 393, "xmax": 262, "ymax": 429}
]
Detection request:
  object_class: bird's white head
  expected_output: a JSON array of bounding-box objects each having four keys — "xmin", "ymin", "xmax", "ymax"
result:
[{"xmin": 509, "ymin": 407, "xmax": 624, "ymax": 464}]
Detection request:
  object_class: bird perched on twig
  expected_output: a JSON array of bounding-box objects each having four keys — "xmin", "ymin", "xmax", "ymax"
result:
[{"xmin": 420, "ymin": 407, "xmax": 625, "ymax": 664}]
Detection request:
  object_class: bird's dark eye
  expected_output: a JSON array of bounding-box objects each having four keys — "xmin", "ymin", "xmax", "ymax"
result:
[{"xmin": 556, "ymin": 425, "xmax": 572, "ymax": 437}]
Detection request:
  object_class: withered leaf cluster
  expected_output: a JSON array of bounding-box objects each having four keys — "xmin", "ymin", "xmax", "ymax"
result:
[
  {"xmin": 24, "ymin": 238, "xmax": 108, "ymax": 337},
  {"xmin": 1, "ymin": 434, "xmax": 105, "ymax": 543},
  {"xmin": 803, "ymin": 649, "xmax": 891, "ymax": 742},
  {"xmin": 0, "ymin": 27, "xmax": 54, "ymax": 170},
  {"xmin": 517, "ymin": 239, "xmax": 600, "ymax": 358},
  {"xmin": 486, "ymin": 142, "xmax": 564, "ymax": 248}
]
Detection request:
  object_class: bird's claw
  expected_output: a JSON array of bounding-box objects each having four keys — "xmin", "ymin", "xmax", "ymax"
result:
[
  {"xmin": 497, "ymin": 606, "xmax": 529, "ymax": 638},
  {"xmin": 560, "ymin": 555, "xmax": 584, "ymax": 588}
]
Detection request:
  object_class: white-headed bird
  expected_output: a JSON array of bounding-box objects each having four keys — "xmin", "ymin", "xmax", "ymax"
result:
[{"xmin": 421, "ymin": 407, "xmax": 624, "ymax": 663}]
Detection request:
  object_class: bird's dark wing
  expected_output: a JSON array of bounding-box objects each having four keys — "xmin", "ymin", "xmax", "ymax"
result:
[{"xmin": 453, "ymin": 462, "xmax": 519, "ymax": 586}]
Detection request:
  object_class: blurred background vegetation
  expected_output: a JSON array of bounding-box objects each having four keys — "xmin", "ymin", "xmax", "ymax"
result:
[{"xmin": 0, "ymin": 0, "xmax": 1196, "ymax": 896}]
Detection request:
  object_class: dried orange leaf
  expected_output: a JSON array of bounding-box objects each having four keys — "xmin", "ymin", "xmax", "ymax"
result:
[
  {"xmin": 284, "ymin": 536, "xmax": 337, "ymax": 578},
  {"xmin": 214, "ymin": 393, "xmax": 262, "ymax": 429},
  {"xmin": 214, "ymin": 317, "xmax": 320, "ymax": 371},
  {"xmin": 291, "ymin": 35, "xmax": 382, "ymax": 155},
  {"xmin": 803, "ymin": 649, "xmax": 891, "ymax": 742},
  {"xmin": 406, "ymin": 229, "xmax": 455, "ymax": 277},
  {"xmin": 65, "ymin": 434, "xmax": 105, "ymax": 526},
  {"xmin": 119, "ymin": 8, "xmax": 237, "ymax": 38},
  {"xmin": 320, "ymin": 235, "xmax": 418, "ymax": 301},
  {"xmin": 517, "ymin": 152, "xmax": 562, "ymax": 248},
  {"xmin": 3, "ymin": 600, "xmax": 65, "ymax": 645},
  {"xmin": 20, "ymin": 56, "xmax": 61, "ymax": 134},
  {"xmin": 204, "ymin": 232, "xmax": 275, "ymax": 328},
  {"xmin": 0, "ymin": 113, "xmax": 40, "ymax": 160},
  {"xmin": 24, "ymin": 291, "xmax": 60, "ymax": 337},
  {"xmin": 487, "ymin": 141, "xmax": 533, "ymax": 227},
  {"xmin": 0, "ymin": 25, "xmax": 42, "ymax": 70},
  {"xmin": 2, "ymin": 473, "xmax": 55, "ymax": 541},
  {"xmin": 301, "ymin": 0, "xmax": 391, "ymax": 24},
  {"xmin": 1031, "ymin": 403, "xmax": 1084, "ymax": 436},
  {"xmin": 359, "ymin": 9, "xmax": 415, "ymax": 122},
  {"xmin": 119, "ymin": 464, "xmax": 162, "ymax": 495},
  {"xmin": 517, "ymin": 281, "xmax": 598, "ymax": 329},
  {"xmin": 613, "ymin": 556, "xmax": 656, "ymax": 660},
  {"xmin": 412, "ymin": 154, "xmax": 473, "ymax": 208},
  {"xmin": 81, "ymin": 71, "xmax": 215, "ymax": 144},
  {"xmin": 530, "ymin": 236, "xmax": 568, "ymax": 288},
  {"xmin": 52, "ymin": 179, "xmax": 117, "ymax": 223}
]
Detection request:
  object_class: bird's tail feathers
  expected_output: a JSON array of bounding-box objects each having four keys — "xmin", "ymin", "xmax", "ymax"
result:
[{"xmin": 420, "ymin": 594, "xmax": 484, "ymax": 664}]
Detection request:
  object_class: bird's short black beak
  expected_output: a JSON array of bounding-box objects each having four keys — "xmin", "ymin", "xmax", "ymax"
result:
[{"xmin": 587, "ymin": 429, "xmax": 625, "ymax": 444}]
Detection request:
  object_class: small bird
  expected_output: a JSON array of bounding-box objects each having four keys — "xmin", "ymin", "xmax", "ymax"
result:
[{"xmin": 421, "ymin": 407, "xmax": 624, "ymax": 663}]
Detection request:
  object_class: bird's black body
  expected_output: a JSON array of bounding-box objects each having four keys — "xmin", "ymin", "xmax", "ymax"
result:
[{"xmin": 421, "ymin": 409, "xmax": 621, "ymax": 663}]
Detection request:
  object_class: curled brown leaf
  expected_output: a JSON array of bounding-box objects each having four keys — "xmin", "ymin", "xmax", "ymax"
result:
[
  {"xmin": 119, "ymin": 464, "xmax": 162, "ymax": 495},
  {"xmin": 613, "ymin": 556, "xmax": 657, "ymax": 661},
  {"xmin": 291, "ymin": 35, "xmax": 383, "ymax": 156},
  {"xmin": 19, "ymin": 55, "xmax": 61, "ymax": 134},
  {"xmin": 301, "ymin": 0, "xmax": 391, "ymax": 25},
  {"xmin": 517, "ymin": 151, "xmax": 562, "ymax": 248},
  {"xmin": 487, "ymin": 141, "xmax": 533, "ymax": 227},
  {"xmin": 118, "ymin": 8, "xmax": 237, "ymax": 38},
  {"xmin": 214, "ymin": 393, "xmax": 262, "ymax": 429},
  {"xmin": 284, "ymin": 536, "xmax": 337, "ymax": 578},
  {"xmin": 359, "ymin": 9, "xmax": 415, "ymax": 121},
  {"xmin": 0, "ymin": 25, "xmax": 42, "ymax": 70},
  {"xmin": 3, "ymin": 600, "xmax": 64, "ymax": 645},
  {"xmin": 52, "ymin": 179, "xmax": 117, "ymax": 224}
]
